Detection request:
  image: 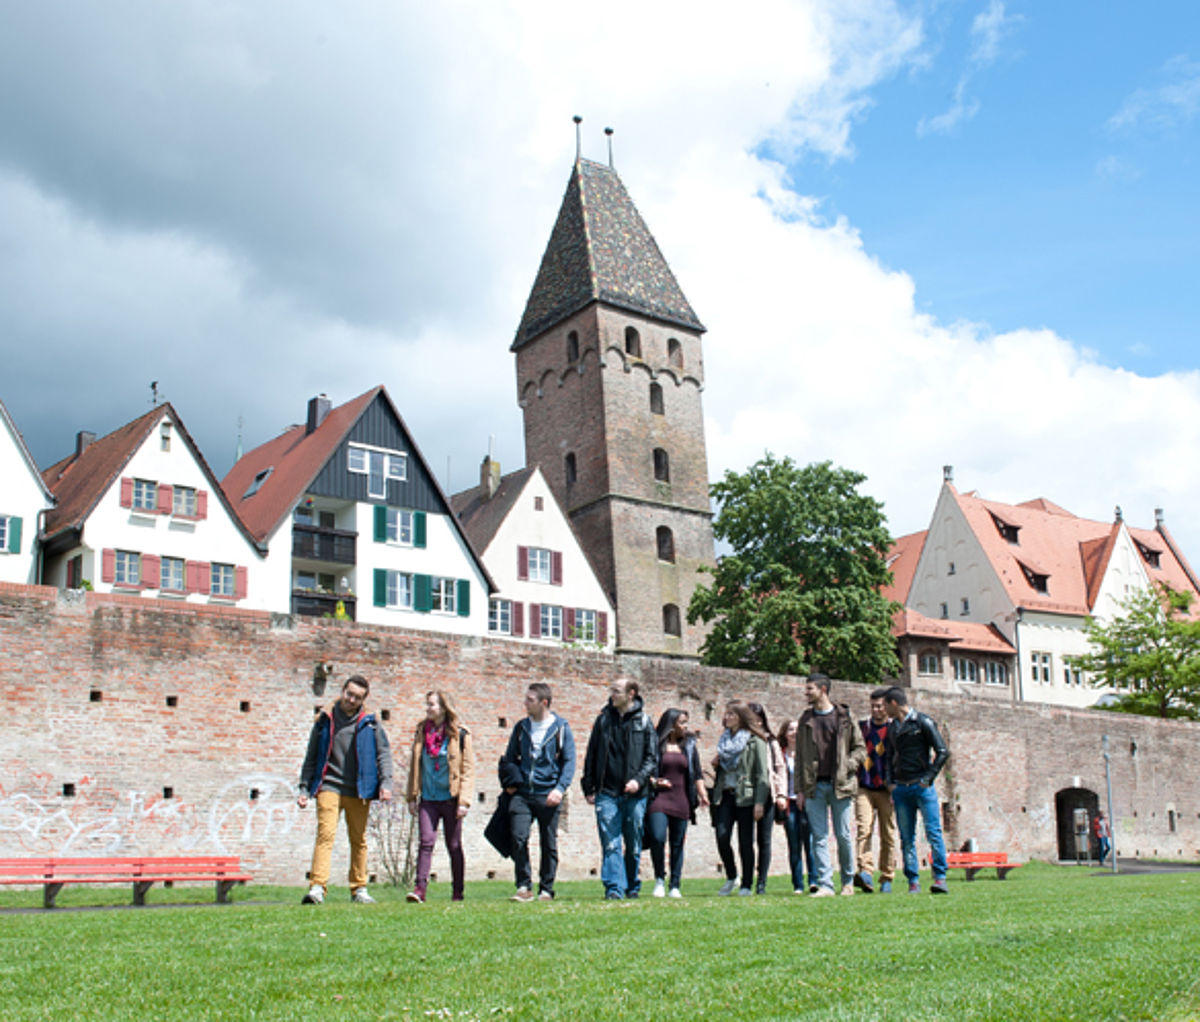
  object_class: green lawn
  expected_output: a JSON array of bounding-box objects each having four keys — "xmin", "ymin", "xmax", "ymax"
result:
[{"xmin": 1, "ymin": 864, "xmax": 1197, "ymax": 1021}]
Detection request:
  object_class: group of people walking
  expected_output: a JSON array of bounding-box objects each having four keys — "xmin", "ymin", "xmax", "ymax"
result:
[{"xmin": 295, "ymin": 672, "xmax": 951, "ymax": 904}]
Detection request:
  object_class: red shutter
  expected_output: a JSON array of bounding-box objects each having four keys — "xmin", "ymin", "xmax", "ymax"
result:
[
  {"xmin": 198, "ymin": 562, "xmax": 211, "ymax": 594},
  {"xmin": 565, "ymin": 607, "xmax": 575, "ymax": 640},
  {"xmin": 529, "ymin": 603, "xmax": 541, "ymax": 638},
  {"xmin": 142, "ymin": 554, "xmax": 161, "ymax": 588},
  {"xmin": 512, "ymin": 602, "xmax": 524, "ymax": 637},
  {"xmin": 119, "ymin": 478, "xmax": 133, "ymax": 508},
  {"xmin": 186, "ymin": 560, "xmax": 200, "ymax": 594},
  {"xmin": 551, "ymin": 550, "xmax": 563, "ymax": 586},
  {"xmin": 234, "ymin": 566, "xmax": 248, "ymax": 600},
  {"xmin": 101, "ymin": 549, "xmax": 116, "ymax": 583},
  {"xmin": 517, "ymin": 546, "xmax": 529, "ymax": 581},
  {"xmin": 196, "ymin": 490, "xmax": 208, "ymax": 520},
  {"xmin": 598, "ymin": 612, "xmax": 608, "ymax": 645},
  {"xmin": 157, "ymin": 484, "xmax": 173, "ymax": 514}
]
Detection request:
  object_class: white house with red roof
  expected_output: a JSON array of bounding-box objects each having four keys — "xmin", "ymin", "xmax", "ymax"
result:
[
  {"xmin": 451, "ymin": 459, "xmax": 614, "ymax": 651},
  {"xmin": 39, "ymin": 404, "xmax": 269, "ymax": 606},
  {"xmin": 894, "ymin": 467, "xmax": 1200, "ymax": 708},
  {"xmin": 222, "ymin": 388, "xmax": 492, "ymax": 634},
  {"xmin": 0, "ymin": 397, "xmax": 55, "ymax": 585}
]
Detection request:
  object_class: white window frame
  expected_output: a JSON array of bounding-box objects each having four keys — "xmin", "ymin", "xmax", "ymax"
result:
[
  {"xmin": 985, "ymin": 661, "xmax": 1008, "ymax": 686},
  {"xmin": 431, "ymin": 576, "xmax": 456, "ymax": 615},
  {"xmin": 161, "ymin": 557, "xmax": 185, "ymax": 592},
  {"xmin": 953, "ymin": 657, "xmax": 978, "ymax": 683},
  {"xmin": 574, "ymin": 608, "xmax": 597, "ymax": 642},
  {"xmin": 918, "ymin": 652, "xmax": 941, "ymax": 675},
  {"xmin": 528, "ymin": 547, "xmax": 552, "ymax": 584},
  {"xmin": 1031, "ymin": 651, "xmax": 1052, "ymax": 684},
  {"xmin": 540, "ymin": 604, "xmax": 563, "ymax": 640},
  {"xmin": 386, "ymin": 508, "xmax": 414, "ymax": 545},
  {"xmin": 114, "ymin": 550, "xmax": 140, "ymax": 586},
  {"xmin": 489, "ymin": 598, "xmax": 512, "ymax": 635},
  {"xmin": 387, "ymin": 571, "xmax": 413, "ymax": 610},
  {"xmin": 348, "ymin": 442, "xmax": 408, "ymax": 495},
  {"xmin": 210, "ymin": 563, "xmax": 235, "ymax": 598},
  {"xmin": 0, "ymin": 516, "xmax": 7, "ymax": 551},
  {"xmin": 173, "ymin": 486, "xmax": 196, "ymax": 517},
  {"xmin": 132, "ymin": 479, "xmax": 157, "ymax": 512}
]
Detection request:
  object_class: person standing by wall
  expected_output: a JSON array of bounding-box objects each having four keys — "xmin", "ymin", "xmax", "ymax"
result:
[
  {"xmin": 645, "ymin": 708, "xmax": 707, "ymax": 898},
  {"xmin": 778, "ymin": 718, "xmax": 815, "ymax": 894},
  {"xmin": 1093, "ymin": 810, "xmax": 1112, "ymax": 866},
  {"xmin": 854, "ymin": 688, "xmax": 899, "ymax": 893},
  {"xmin": 711, "ymin": 702, "xmax": 771, "ymax": 896},
  {"xmin": 747, "ymin": 702, "xmax": 788, "ymax": 895}
]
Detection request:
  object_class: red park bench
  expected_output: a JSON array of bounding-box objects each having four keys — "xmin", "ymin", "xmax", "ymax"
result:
[
  {"xmin": 0, "ymin": 855, "xmax": 251, "ymax": 909},
  {"xmin": 945, "ymin": 850, "xmax": 1023, "ymax": 881}
]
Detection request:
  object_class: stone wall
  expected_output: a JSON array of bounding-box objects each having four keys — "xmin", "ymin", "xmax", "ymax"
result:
[{"xmin": 1, "ymin": 582, "xmax": 1195, "ymax": 892}]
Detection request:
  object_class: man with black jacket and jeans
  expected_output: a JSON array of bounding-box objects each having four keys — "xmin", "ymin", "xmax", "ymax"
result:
[
  {"xmin": 499, "ymin": 683, "xmax": 576, "ymax": 902},
  {"xmin": 582, "ymin": 679, "xmax": 658, "ymax": 900},
  {"xmin": 882, "ymin": 686, "xmax": 950, "ymax": 895}
]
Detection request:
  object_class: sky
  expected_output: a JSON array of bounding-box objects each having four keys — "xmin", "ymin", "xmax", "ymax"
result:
[{"xmin": 2, "ymin": 1, "xmax": 1199, "ymax": 560}]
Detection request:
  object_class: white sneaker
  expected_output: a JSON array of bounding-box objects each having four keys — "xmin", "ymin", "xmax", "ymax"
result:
[
  {"xmin": 840, "ymin": 884, "xmax": 855, "ymax": 897},
  {"xmin": 351, "ymin": 889, "xmax": 376, "ymax": 904},
  {"xmin": 738, "ymin": 887, "xmax": 753, "ymax": 896},
  {"xmin": 717, "ymin": 879, "xmax": 737, "ymax": 896},
  {"xmin": 301, "ymin": 884, "xmax": 324, "ymax": 905},
  {"xmin": 669, "ymin": 887, "xmax": 682, "ymax": 899},
  {"xmin": 653, "ymin": 879, "xmax": 666, "ymax": 898}
]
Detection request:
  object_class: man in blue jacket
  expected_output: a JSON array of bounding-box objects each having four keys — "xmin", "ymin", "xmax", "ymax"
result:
[
  {"xmin": 500, "ymin": 683, "xmax": 576, "ymax": 902},
  {"xmin": 297, "ymin": 675, "xmax": 393, "ymax": 905}
]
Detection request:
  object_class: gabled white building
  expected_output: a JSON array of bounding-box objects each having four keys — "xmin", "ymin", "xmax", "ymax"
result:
[
  {"xmin": 222, "ymin": 388, "xmax": 493, "ymax": 634},
  {"xmin": 0, "ymin": 398, "xmax": 55, "ymax": 585},
  {"xmin": 896, "ymin": 468, "xmax": 1200, "ymax": 708},
  {"xmin": 39, "ymin": 404, "xmax": 269, "ymax": 607},
  {"xmin": 452, "ymin": 460, "xmax": 615, "ymax": 650}
]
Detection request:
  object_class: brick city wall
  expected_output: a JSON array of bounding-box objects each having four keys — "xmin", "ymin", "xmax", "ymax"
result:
[{"xmin": 1, "ymin": 582, "xmax": 1196, "ymax": 893}]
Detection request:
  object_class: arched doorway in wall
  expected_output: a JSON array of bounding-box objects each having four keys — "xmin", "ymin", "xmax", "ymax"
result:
[{"xmin": 1054, "ymin": 787, "xmax": 1100, "ymax": 861}]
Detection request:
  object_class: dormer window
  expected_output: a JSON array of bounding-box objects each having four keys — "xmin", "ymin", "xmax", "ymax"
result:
[
  {"xmin": 991, "ymin": 513, "xmax": 1020, "ymax": 544},
  {"xmin": 1019, "ymin": 562, "xmax": 1049, "ymax": 594},
  {"xmin": 1135, "ymin": 540, "xmax": 1162, "ymax": 569}
]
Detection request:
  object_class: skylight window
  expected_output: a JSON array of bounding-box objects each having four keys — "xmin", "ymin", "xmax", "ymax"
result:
[{"xmin": 243, "ymin": 466, "xmax": 273, "ymax": 499}]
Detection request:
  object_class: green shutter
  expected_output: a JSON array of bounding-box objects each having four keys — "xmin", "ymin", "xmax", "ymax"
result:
[
  {"xmin": 415, "ymin": 573, "xmax": 432, "ymax": 613},
  {"xmin": 374, "ymin": 505, "xmax": 387, "ymax": 543},
  {"xmin": 414, "ymin": 511, "xmax": 427, "ymax": 549},
  {"xmin": 7, "ymin": 516, "xmax": 21, "ymax": 554},
  {"xmin": 373, "ymin": 568, "xmax": 387, "ymax": 607},
  {"xmin": 456, "ymin": 579, "xmax": 470, "ymax": 617}
]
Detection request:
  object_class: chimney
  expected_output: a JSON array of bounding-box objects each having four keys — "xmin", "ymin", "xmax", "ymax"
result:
[
  {"xmin": 1114, "ymin": 505, "xmax": 1123, "ymax": 522},
  {"xmin": 942, "ymin": 465, "xmax": 954, "ymax": 483},
  {"xmin": 306, "ymin": 394, "xmax": 331, "ymax": 435},
  {"xmin": 75, "ymin": 431, "xmax": 96, "ymax": 459},
  {"xmin": 1155, "ymin": 507, "xmax": 1164, "ymax": 527},
  {"xmin": 480, "ymin": 456, "xmax": 501, "ymax": 500}
]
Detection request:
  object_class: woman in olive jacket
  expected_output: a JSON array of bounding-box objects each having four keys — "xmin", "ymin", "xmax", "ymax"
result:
[{"xmin": 710, "ymin": 702, "xmax": 771, "ymax": 896}]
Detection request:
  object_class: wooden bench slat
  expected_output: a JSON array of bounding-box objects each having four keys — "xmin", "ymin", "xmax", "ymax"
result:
[{"xmin": 0, "ymin": 855, "xmax": 250, "ymax": 907}]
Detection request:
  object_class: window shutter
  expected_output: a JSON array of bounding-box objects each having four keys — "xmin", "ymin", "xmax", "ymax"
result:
[
  {"xmin": 234, "ymin": 566, "xmax": 248, "ymax": 600},
  {"xmin": 186, "ymin": 560, "xmax": 200, "ymax": 593},
  {"xmin": 7, "ymin": 516, "xmax": 20, "ymax": 553},
  {"xmin": 142, "ymin": 554, "xmax": 161, "ymax": 588},
  {"xmin": 101, "ymin": 549, "xmax": 116, "ymax": 584},
  {"xmin": 551, "ymin": 550, "xmax": 563, "ymax": 585},
  {"xmin": 119, "ymin": 477, "xmax": 133, "ymax": 508},
  {"xmin": 598, "ymin": 612, "xmax": 608, "ymax": 645},
  {"xmin": 414, "ymin": 511, "xmax": 427, "ymax": 549},
  {"xmin": 517, "ymin": 546, "xmax": 529, "ymax": 581},
  {"xmin": 196, "ymin": 491, "xmax": 208, "ymax": 520},
  {"xmin": 512, "ymin": 601, "xmax": 524, "ymax": 637},
  {"xmin": 197, "ymin": 562, "xmax": 211, "ymax": 595},
  {"xmin": 456, "ymin": 579, "xmax": 470, "ymax": 617},
  {"xmin": 374, "ymin": 505, "xmax": 388, "ymax": 542},
  {"xmin": 415, "ymin": 574, "xmax": 432, "ymax": 613},
  {"xmin": 373, "ymin": 568, "xmax": 387, "ymax": 607},
  {"xmin": 157, "ymin": 484, "xmax": 173, "ymax": 514},
  {"xmin": 565, "ymin": 607, "xmax": 575, "ymax": 640},
  {"xmin": 529, "ymin": 603, "xmax": 541, "ymax": 638}
]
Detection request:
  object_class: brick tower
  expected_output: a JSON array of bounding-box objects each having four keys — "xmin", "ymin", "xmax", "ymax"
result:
[{"xmin": 512, "ymin": 157, "xmax": 715, "ymax": 656}]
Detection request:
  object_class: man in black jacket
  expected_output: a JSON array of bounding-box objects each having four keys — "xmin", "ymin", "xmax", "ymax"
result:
[
  {"xmin": 582, "ymin": 679, "xmax": 658, "ymax": 899},
  {"xmin": 882, "ymin": 686, "xmax": 950, "ymax": 895}
]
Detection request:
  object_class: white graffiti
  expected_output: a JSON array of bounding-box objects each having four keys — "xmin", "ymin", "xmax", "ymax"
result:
[
  {"xmin": 205, "ymin": 773, "xmax": 299, "ymax": 854},
  {"xmin": 1028, "ymin": 803, "xmax": 1053, "ymax": 830}
]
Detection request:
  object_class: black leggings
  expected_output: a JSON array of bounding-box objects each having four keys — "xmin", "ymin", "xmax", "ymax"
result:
[{"xmin": 714, "ymin": 790, "xmax": 755, "ymax": 888}]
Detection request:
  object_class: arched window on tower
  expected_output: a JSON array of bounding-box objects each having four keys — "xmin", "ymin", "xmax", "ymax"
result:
[
  {"xmin": 653, "ymin": 448, "xmax": 670, "ymax": 482},
  {"xmin": 662, "ymin": 603, "xmax": 681, "ymax": 636},
  {"xmin": 649, "ymin": 383, "xmax": 664, "ymax": 415},
  {"xmin": 667, "ymin": 338, "xmax": 683, "ymax": 369},
  {"xmin": 564, "ymin": 452, "xmax": 577, "ymax": 486},
  {"xmin": 625, "ymin": 326, "xmax": 641, "ymax": 359},
  {"xmin": 656, "ymin": 526, "xmax": 675, "ymax": 563},
  {"xmin": 566, "ymin": 330, "xmax": 579, "ymax": 364}
]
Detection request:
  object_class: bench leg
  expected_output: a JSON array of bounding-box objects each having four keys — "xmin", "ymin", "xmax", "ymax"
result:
[
  {"xmin": 133, "ymin": 881, "xmax": 153, "ymax": 906},
  {"xmin": 964, "ymin": 868, "xmax": 979, "ymax": 881},
  {"xmin": 44, "ymin": 883, "xmax": 63, "ymax": 909},
  {"xmin": 216, "ymin": 880, "xmax": 237, "ymax": 905},
  {"xmin": 997, "ymin": 867, "xmax": 1012, "ymax": 880}
]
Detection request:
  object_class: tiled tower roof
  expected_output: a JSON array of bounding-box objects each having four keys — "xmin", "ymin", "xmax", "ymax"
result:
[{"xmin": 512, "ymin": 159, "xmax": 704, "ymax": 349}]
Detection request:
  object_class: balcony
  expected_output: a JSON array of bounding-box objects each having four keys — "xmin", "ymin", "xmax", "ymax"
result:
[
  {"xmin": 292, "ymin": 524, "xmax": 356, "ymax": 565},
  {"xmin": 291, "ymin": 591, "xmax": 357, "ymax": 621}
]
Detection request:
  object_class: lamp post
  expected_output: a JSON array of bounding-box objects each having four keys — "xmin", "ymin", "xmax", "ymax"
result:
[{"xmin": 1102, "ymin": 734, "xmax": 1118, "ymax": 874}]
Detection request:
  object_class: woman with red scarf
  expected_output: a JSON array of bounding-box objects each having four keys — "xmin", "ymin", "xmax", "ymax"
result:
[{"xmin": 405, "ymin": 690, "xmax": 476, "ymax": 902}]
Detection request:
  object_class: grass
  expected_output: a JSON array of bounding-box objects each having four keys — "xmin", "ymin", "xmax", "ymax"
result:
[{"xmin": 1, "ymin": 863, "xmax": 1198, "ymax": 1021}]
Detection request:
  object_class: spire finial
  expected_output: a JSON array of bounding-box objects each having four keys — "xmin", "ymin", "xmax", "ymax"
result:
[
  {"xmin": 573, "ymin": 115, "xmax": 582, "ymax": 161},
  {"xmin": 605, "ymin": 126, "xmax": 614, "ymax": 168}
]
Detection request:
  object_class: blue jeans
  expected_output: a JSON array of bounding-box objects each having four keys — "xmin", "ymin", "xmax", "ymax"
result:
[
  {"xmin": 1097, "ymin": 836, "xmax": 1111, "ymax": 865},
  {"xmin": 892, "ymin": 782, "xmax": 947, "ymax": 883},
  {"xmin": 594, "ymin": 792, "xmax": 647, "ymax": 898},
  {"xmin": 783, "ymin": 801, "xmax": 815, "ymax": 891},
  {"xmin": 805, "ymin": 781, "xmax": 854, "ymax": 892}
]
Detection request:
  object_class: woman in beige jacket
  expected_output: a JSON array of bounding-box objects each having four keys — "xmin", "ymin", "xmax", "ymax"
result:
[{"xmin": 405, "ymin": 690, "xmax": 475, "ymax": 902}]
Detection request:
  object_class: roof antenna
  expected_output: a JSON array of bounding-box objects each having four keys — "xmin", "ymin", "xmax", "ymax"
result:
[
  {"xmin": 605, "ymin": 126, "xmax": 614, "ymax": 168},
  {"xmin": 150, "ymin": 380, "xmax": 159, "ymax": 406},
  {"xmin": 573, "ymin": 115, "xmax": 582, "ymax": 161}
]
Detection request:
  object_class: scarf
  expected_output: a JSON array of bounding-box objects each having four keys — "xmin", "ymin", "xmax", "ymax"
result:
[
  {"xmin": 423, "ymin": 719, "xmax": 448, "ymax": 771},
  {"xmin": 717, "ymin": 727, "xmax": 751, "ymax": 775}
]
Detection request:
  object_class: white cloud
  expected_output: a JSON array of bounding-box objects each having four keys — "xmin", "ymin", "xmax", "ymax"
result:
[{"xmin": 1107, "ymin": 55, "xmax": 1200, "ymax": 134}]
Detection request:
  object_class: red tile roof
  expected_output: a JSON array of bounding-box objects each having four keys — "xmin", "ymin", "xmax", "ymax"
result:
[
  {"xmin": 892, "ymin": 608, "xmax": 1015, "ymax": 654},
  {"xmin": 883, "ymin": 530, "xmax": 926, "ymax": 604}
]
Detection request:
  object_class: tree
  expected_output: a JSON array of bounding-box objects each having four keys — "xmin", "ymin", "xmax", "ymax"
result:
[
  {"xmin": 1070, "ymin": 583, "xmax": 1200, "ymax": 720},
  {"xmin": 688, "ymin": 455, "xmax": 900, "ymax": 682}
]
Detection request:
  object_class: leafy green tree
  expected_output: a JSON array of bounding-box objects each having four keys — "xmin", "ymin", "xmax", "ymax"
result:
[
  {"xmin": 688, "ymin": 455, "xmax": 900, "ymax": 682},
  {"xmin": 1071, "ymin": 583, "xmax": 1200, "ymax": 720}
]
